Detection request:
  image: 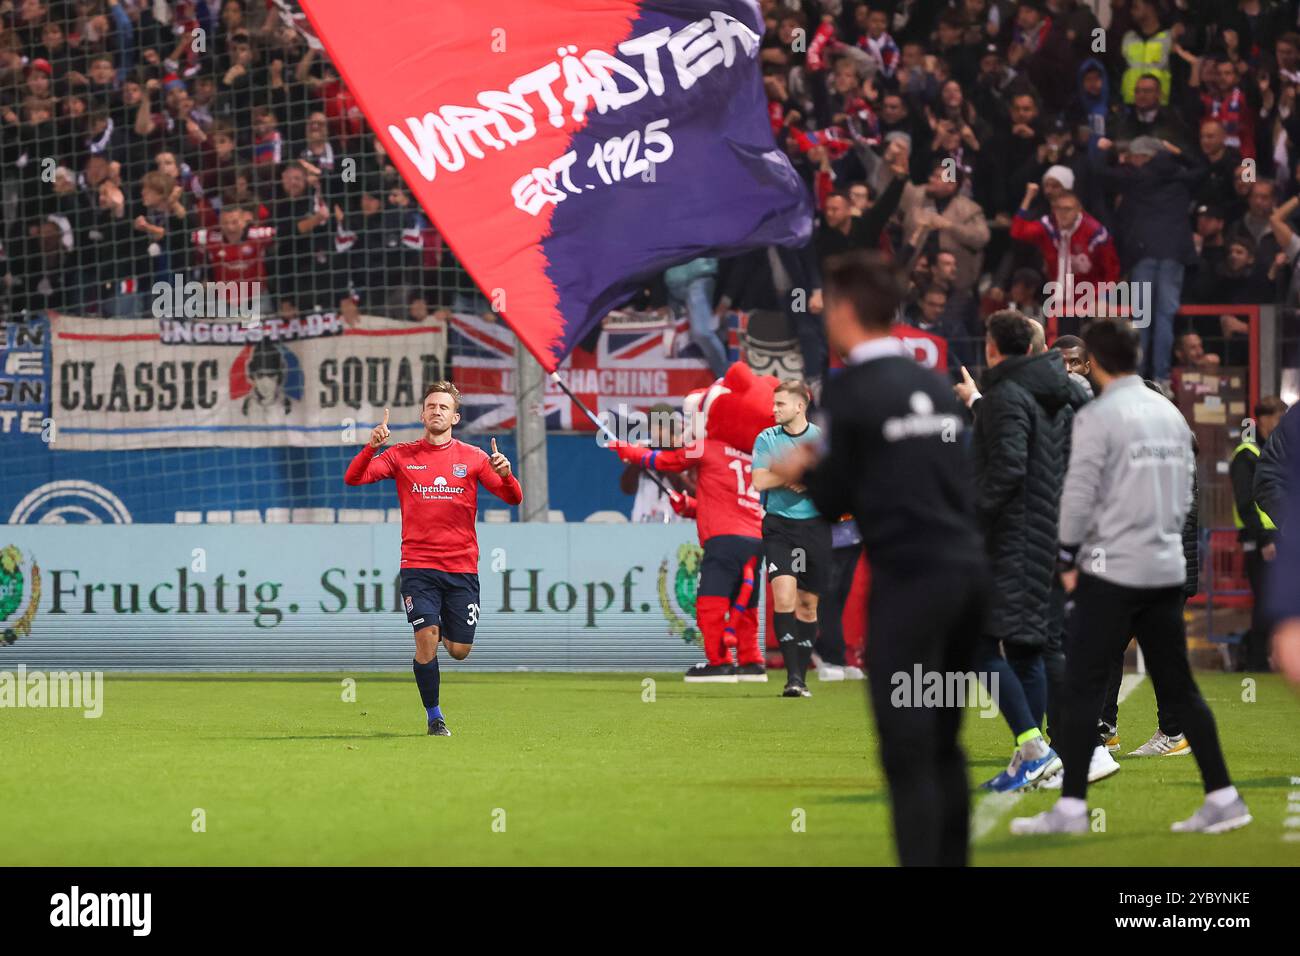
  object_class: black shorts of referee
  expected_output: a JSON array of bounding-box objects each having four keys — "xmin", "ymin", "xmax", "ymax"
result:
[{"xmin": 762, "ymin": 512, "xmax": 832, "ymax": 595}]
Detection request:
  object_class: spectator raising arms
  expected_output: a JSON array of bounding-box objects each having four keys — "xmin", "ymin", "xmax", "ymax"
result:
[
  {"xmin": 1091, "ymin": 136, "xmax": 1206, "ymax": 383},
  {"xmin": 1010, "ymin": 181, "xmax": 1119, "ymax": 339}
]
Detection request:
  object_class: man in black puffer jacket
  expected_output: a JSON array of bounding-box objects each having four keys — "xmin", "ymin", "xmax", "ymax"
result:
[{"xmin": 972, "ymin": 311, "xmax": 1075, "ymax": 792}]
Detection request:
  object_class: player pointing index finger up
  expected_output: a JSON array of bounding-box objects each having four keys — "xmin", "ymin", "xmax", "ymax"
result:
[
  {"xmin": 489, "ymin": 437, "xmax": 512, "ymax": 478},
  {"xmin": 344, "ymin": 383, "xmax": 522, "ymax": 737},
  {"xmin": 369, "ymin": 407, "xmax": 391, "ymax": 448}
]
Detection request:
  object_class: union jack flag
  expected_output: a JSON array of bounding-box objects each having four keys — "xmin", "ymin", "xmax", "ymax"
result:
[{"xmin": 450, "ymin": 312, "xmax": 747, "ymax": 433}]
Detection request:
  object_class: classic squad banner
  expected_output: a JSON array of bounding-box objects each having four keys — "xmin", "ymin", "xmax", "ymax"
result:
[{"xmin": 50, "ymin": 315, "xmax": 447, "ymax": 450}]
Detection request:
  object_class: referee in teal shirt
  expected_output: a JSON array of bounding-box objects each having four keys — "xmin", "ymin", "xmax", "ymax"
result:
[{"xmin": 752, "ymin": 380, "xmax": 833, "ymax": 697}]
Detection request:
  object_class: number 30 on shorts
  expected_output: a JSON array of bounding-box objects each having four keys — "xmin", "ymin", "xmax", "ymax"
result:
[{"xmin": 467, "ymin": 603, "xmax": 480, "ymax": 626}]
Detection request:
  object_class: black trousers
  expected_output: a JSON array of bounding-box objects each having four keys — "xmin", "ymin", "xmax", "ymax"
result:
[
  {"xmin": 1242, "ymin": 546, "xmax": 1272, "ymax": 671},
  {"xmin": 1101, "ymin": 636, "xmax": 1180, "ymax": 737},
  {"xmin": 865, "ymin": 560, "xmax": 986, "ymax": 867},
  {"xmin": 1059, "ymin": 574, "xmax": 1231, "ymax": 800}
]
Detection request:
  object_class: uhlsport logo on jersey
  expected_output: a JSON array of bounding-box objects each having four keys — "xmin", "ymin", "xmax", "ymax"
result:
[
  {"xmin": 657, "ymin": 542, "xmax": 703, "ymax": 645},
  {"xmin": 0, "ymin": 545, "xmax": 41, "ymax": 646}
]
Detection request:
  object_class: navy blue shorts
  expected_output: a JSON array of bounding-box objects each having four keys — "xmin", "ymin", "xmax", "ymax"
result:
[
  {"xmin": 399, "ymin": 568, "xmax": 480, "ymax": 644},
  {"xmin": 699, "ymin": 535, "xmax": 762, "ymax": 607}
]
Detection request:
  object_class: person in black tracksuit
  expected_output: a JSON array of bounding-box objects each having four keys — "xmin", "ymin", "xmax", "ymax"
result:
[{"xmin": 775, "ymin": 251, "xmax": 987, "ymax": 867}]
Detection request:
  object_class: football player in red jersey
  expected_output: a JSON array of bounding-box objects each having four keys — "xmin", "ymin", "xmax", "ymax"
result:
[{"xmin": 344, "ymin": 382, "xmax": 521, "ymax": 736}]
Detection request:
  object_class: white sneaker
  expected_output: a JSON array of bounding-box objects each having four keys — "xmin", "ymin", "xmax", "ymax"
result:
[
  {"xmin": 1171, "ymin": 796, "xmax": 1252, "ymax": 833},
  {"xmin": 1010, "ymin": 801, "xmax": 1089, "ymax": 835},
  {"xmin": 1039, "ymin": 745, "xmax": 1121, "ymax": 789},
  {"xmin": 842, "ymin": 665, "xmax": 865, "ymax": 680},
  {"xmin": 816, "ymin": 663, "xmax": 846, "ymax": 681},
  {"xmin": 1089, "ymin": 745, "xmax": 1121, "ymax": 781}
]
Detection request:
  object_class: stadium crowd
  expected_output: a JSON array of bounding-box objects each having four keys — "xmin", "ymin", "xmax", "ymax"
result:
[
  {"xmin": 0, "ymin": 0, "xmax": 494, "ymax": 324},
  {"xmin": 1, "ymin": 0, "xmax": 1298, "ymax": 387},
  {"xmin": 678, "ymin": 0, "xmax": 1300, "ymax": 389}
]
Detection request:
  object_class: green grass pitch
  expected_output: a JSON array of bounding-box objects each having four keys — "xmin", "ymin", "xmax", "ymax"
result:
[{"xmin": 2, "ymin": 671, "xmax": 1297, "ymax": 866}]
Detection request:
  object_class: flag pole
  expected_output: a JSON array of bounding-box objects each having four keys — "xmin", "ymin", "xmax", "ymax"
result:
[{"xmin": 548, "ymin": 371, "xmax": 680, "ymax": 501}]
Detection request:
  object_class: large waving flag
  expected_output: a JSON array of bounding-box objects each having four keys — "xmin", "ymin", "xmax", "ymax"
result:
[{"xmin": 298, "ymin": 0, "xmax": 813, "ymax": 371}]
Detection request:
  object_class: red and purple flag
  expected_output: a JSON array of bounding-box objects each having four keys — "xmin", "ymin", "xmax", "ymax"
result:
[{"xmin": 298, "ymin": 0, "xmax": 813, "ymax": 371}]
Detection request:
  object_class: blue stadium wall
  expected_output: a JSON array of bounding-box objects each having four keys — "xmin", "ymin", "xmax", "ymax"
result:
[{"xmin": 2, "ymin": 431, "xmax": 631, "ymax": 524}]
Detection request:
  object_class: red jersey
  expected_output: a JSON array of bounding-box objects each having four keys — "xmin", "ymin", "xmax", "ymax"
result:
[
  {"xmin": 641, "ymin": 438, "xmax": 762, "ymax": 542},
  {"xmin": 1009, "ymin": 210, "xmax": 1120, "ymax": 291},
  {"xmin": 344, "ymin": 437, "xmax": 523, "ymax": 572},
  {"xmin": 193, "ymin": 225, "xmax": 274, "ymax": 290}
]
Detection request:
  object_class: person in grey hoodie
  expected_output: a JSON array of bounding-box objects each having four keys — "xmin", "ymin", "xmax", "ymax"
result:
[{"xmin": 1011, "ymin": 318, "xmax": 1250, "ymax": 836}]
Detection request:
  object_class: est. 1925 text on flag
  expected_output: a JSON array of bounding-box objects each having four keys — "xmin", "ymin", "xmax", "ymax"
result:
[{"xmin": 297, "ymin": 0, "xmax": 813, "ymax": 371}]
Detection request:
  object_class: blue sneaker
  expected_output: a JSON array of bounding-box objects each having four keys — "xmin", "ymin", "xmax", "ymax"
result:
[
  {"xmin": 1021, "ymin": 748, "xmax": 1063, "ymax": 788},
  {"xmin": 979, "ymin": 750, "xmax": 1023, "ymax": 792},
  {"xmin": 980, "ymin": 747, "xmax": 1062, "ymax": 793}
]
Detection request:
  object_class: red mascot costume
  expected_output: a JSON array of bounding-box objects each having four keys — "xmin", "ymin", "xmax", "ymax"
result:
[{"xmin": 610, "ymin": 362, "xmax": 778, "ymax": 682}]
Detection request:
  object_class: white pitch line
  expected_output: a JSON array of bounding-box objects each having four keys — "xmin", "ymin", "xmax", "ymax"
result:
[{"xmin": 971, "ymin": 672, "xmax": 1146, "ymax": 841}]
